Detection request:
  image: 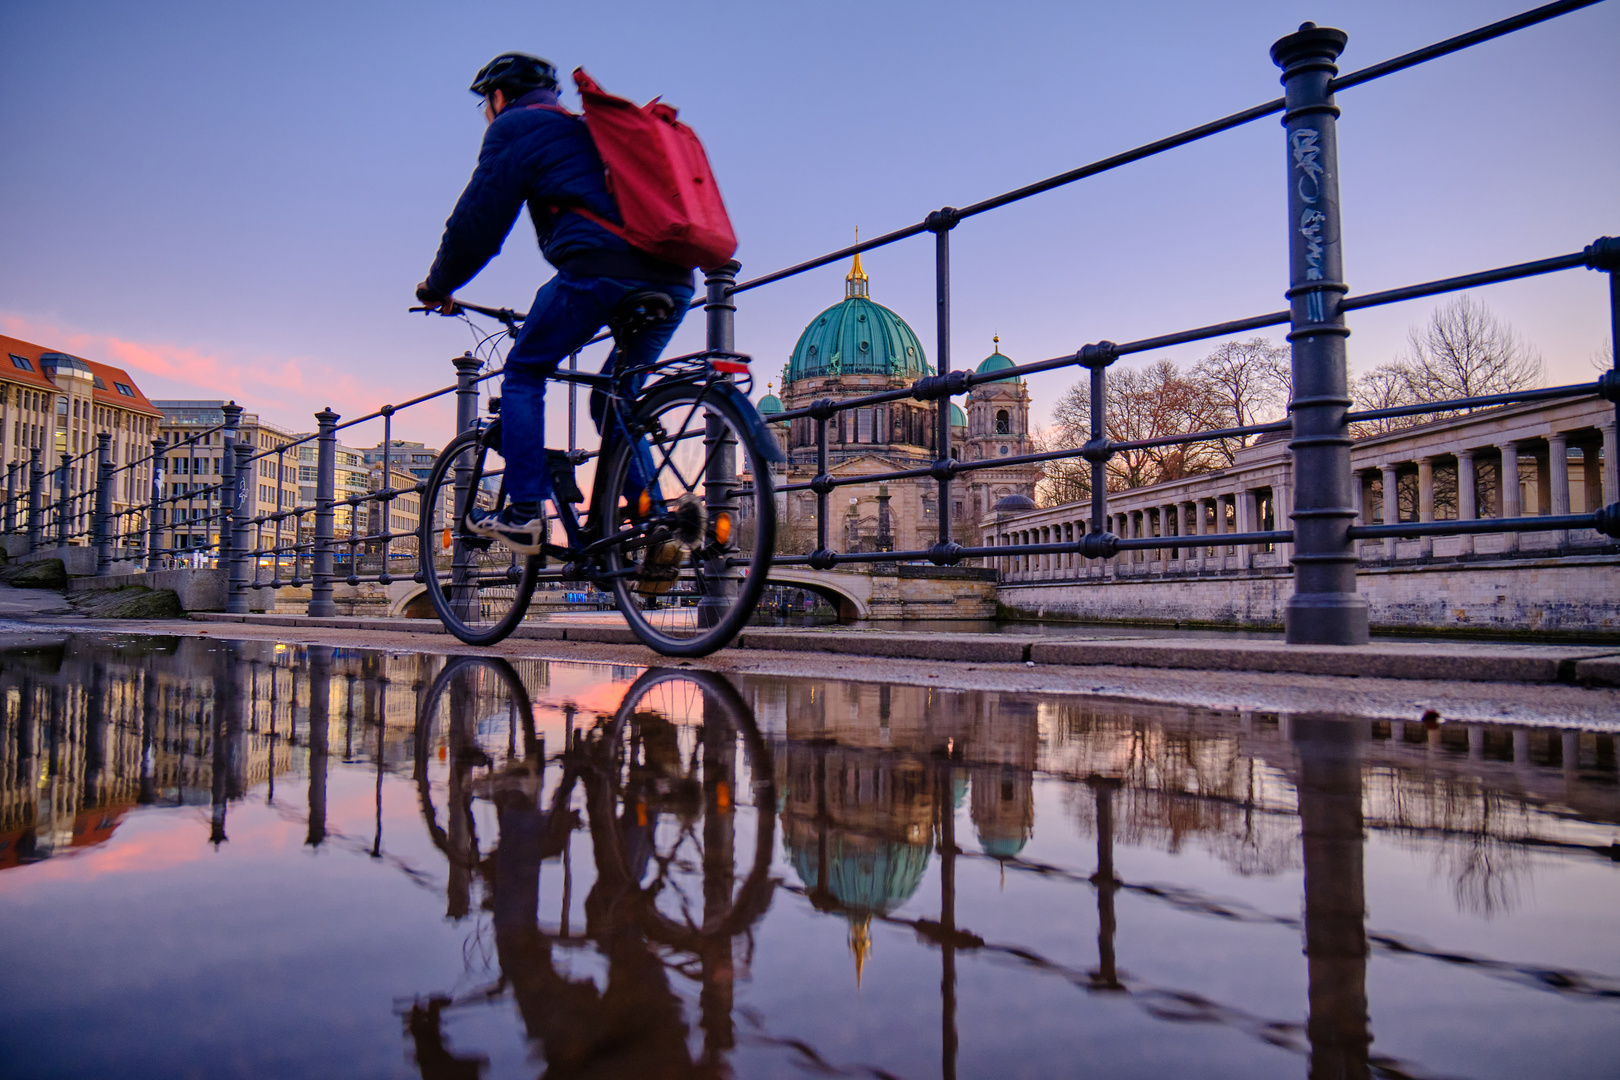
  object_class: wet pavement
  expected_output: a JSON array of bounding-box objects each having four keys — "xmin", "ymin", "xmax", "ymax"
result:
[{"xmin": 1, "ymin": 631, "xmax": 1617, "ymax": 1079}]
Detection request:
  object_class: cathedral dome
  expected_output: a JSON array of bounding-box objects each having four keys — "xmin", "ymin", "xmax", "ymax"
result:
[
  {"xmin": 950, "ymin": 402, "xmax": 966, "ymax": 427},
  {"xmin": 786, "ymin": 253, "xmax": 930, "ymax": 383},
  {"xmin": 975, "ymin": 338, "xmax": 1018, "ymax": 383},
  {"xmin": 758, "ymin": 383, "xmax": 783, "ymax": 417}
]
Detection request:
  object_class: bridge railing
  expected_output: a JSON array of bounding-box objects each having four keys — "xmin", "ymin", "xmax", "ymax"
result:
[
  {"xmin": 718, "ymin": 0, "xmax": 1618, "ymax": 644},
  {"xmin": 4, "ymin": 1, "xmax": 1613, "ymax": 644}
]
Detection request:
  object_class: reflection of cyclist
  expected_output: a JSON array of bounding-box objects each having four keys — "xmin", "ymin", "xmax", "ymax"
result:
[{"xmin": 415, "ymin": 52, "xmax": 696, "ymax": 555}]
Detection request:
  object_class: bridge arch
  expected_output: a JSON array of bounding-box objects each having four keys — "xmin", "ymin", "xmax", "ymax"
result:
[
  {"xmin": 391, "ymin": 584, "xmax": 434, "ymax": 619},
  {"xmin": 762, "ymin": 568, "xmax": 870, "ymax": 622}
]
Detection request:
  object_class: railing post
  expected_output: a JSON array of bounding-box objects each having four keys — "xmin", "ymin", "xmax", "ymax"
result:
[
  {"xmin": 927, "ymin": 208, "xmax": 959, "ymax": 557},
  {"xmin": 94, "ymin": 433, "xmax": 114, "ymax": 575},
  {"xmin": 448, "ymin": 355, "xmax": 483, "ymax": 623},
  {"xmin": 309, "ymin": 407, "xmax": 340, "ymax": 616},
  {"xmin": 147, "ymin": 438, "xmax": 167, "ymax": 571},
  {"xmin": 220, "ymin": 402, "xmax": 243, "ymax": 569},
  {"xmin": 226, "ymin": 441, "xmax": 253, "ymax": 613},
  {"xmin": 4, "ymin": 462, "xmax": 15, "ymax": 535},
  {"xmin": 1273, "ymin": 23, "xmax": 1368, "ymax": 645},
  {"xmin": 55, "ymin": 456, "xmax": 70, "ymax": 550},
  {"xmin": 27, "ymin": 448, "xmax": 43, "ymax": 552},
  {"xmin": 700, "ymin": 261, "xmax": 742, "ymax": 626}
]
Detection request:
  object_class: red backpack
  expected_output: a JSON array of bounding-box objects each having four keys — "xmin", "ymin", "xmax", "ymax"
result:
[{"xmin": 564, "ymin": 69, "xmax": 737, "ymax": 272}]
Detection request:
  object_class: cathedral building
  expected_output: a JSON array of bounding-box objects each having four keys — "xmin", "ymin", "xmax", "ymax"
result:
[{"xmin": 758, "ymin": 254, "xmax": 1040, "ymax": 554}]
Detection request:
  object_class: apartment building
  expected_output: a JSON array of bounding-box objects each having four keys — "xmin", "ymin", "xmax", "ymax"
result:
[
  {"xmin": 295, "ymin": 439, "xmax": 370, "ymax": 538},
  {"xmin": 152, "ymin": 401, "xmax": 300, "ymax": 552},
  {"xmin": 1, "ymin": 334, "xmax": 163, "ymax": 543}
]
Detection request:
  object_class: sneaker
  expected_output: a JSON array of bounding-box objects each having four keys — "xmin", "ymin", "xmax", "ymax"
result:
[{"xmin": 465, "ymin": 503, "xmax": 544, "ymax": 556}]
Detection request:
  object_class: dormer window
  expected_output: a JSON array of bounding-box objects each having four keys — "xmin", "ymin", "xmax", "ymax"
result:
[
  {"xmin": 114, "ymin": 382, "xmax": 135, "ymax": 397},
  {"xmin": 9, "ymin": 354, "xmax": 33, "ymax": 371},
  {"xmin": 93, "ymin": 376, "xmax": 107, "ymax": 390}
]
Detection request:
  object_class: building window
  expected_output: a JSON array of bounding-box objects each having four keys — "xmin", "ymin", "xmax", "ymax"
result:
[
  {"xmin": 114, "ymin": 382, "xmax": 135, "ymax": 396},
  {"xmin": 995, "ymin": 409, "xmax": 1010, "ymax": 435},
  {"xmin": 93, "ymin": 375, "xmax": 107, "ymax": 390},
  {"xmin": 9, "ymin": 354, "xmax": 33, "ymax": 371},
  {"xmin": 856, "ymin": 409, "xmax": 872, "ymax": 443}
]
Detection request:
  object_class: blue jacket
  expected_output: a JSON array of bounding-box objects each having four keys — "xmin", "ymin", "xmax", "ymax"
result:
[{"xmin": 424, "ymin": 91, "xmax": 691, "ymax": 295}]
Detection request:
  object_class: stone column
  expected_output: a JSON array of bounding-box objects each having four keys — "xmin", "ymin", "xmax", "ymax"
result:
[
  {"xmin": 1189, "ymin": 498, "xmax": 1203, "ymax": 569},
  {"xmin": 1240, "ymin": 488, "xmax": 1258, "ymax": 569},
  {"xmin": 1500, "ymin": 441, "xmax": 1520, "ymax": 554},
  {"xmin": 1456, "ymin": 449, "xmax": 1476, "ymax": 557},
  {"xmin": 1276, "ymin": 479, "xmax": 1294, "ymax": 565},
  {"xmin": 1417, "ymin": 456, "xmax": 1435, "ymax": 558},
  {"xmin": 1548, "ymin": 430, "xmax": 1570, "ymax": 547},
  {"xmin": 1602, "ymin": 420, "xmax": 1617, "ymax": 507},
  {"xmin": 1380, "ymin": 464, "xmax": 1399, "ymax": 560}
]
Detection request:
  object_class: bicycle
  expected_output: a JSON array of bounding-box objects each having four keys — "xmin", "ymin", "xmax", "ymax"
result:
[{"xmin": 411, "ymin": 295, "xmax": 781, "ymax": 657}]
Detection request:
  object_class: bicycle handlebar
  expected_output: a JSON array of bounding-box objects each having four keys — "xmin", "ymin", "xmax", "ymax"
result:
[{"xmin": 409, "ymin": 300, "xmax": 527, "ymax": 327}]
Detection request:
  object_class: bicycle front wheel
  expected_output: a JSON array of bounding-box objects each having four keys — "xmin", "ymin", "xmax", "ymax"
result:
[
  {"xmin": 596, "ymin": 383, "xmax": 776, "ymax": 657},
  {"xmin": 419, "ymin": 427, "xmax": 539, "ymax": 645}
]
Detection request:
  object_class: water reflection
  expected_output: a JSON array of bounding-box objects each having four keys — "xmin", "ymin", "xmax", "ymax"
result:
[{"xmin": 1, "ymin": 634, "xmax": 1617, "ymax": 1079}]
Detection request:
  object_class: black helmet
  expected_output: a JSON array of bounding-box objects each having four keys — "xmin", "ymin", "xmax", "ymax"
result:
[{"xmin": 469, "ymin": 52, "xmax": 558, "ymax": 98}]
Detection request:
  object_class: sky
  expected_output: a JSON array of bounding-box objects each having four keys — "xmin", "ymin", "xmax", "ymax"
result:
[{"xmin": 2, "ymin": 0, "xmax": 1616, "ymax": 450}]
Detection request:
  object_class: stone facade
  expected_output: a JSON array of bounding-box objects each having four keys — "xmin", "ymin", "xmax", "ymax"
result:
[
  {"xmin": 985, "ymin": 396, "xmax": 1618, "ymax": 633},
  {"xmin": 764, "ymin": 258, "xmax": 1040, "ymax": 554}
]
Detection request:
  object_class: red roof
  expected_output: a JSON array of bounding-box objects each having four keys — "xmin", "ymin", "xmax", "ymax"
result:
[{"xmin": 0, "ymin": 333, "xmax": 163, "ymax": 418}]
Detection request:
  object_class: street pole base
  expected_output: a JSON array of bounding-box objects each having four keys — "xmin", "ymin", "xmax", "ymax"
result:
[{"xmin": 1284, "ymin": 592, "xmax": 1370, "ymax": 645}]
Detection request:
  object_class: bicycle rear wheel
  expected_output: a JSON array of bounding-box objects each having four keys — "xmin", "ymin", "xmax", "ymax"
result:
[
  {"xmin": 595, "ymin": 382, "xmax": 776, "ymax": 657},
  {"xmin": 419, "ymin": 427, "xmax": 539, "ymax": 645}
]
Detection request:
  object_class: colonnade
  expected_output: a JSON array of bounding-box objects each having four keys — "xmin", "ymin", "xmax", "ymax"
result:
[{"xmin": 989, "ymin": 480, "xmax": 1289, "ymax": 581}]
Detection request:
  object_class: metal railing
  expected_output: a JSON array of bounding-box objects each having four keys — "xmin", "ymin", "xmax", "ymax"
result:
[
  {"xmin": 2, "ymin": 0, "xmax": 1613, "ymax": 647},
  {"xmin": 728, "ymin": 0, "xmax": 1619, "ymax": 644}
]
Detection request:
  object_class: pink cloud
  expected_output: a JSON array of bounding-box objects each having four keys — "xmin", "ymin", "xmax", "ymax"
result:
[{"xmin": 0, "ymin": 312, "xmax": 455, "ymax": 442}]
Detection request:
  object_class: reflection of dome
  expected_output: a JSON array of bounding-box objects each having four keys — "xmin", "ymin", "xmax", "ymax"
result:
[
  {"xmin": 979, "ymin": 834, "xmax": 1028, "ymax": 860},
  {"xmin": 993, "ymin": 494, "xmax": 1036, "ymax": 512},
  {"xmin": 949, "ymin": 402, "xmax": 966, "ymax": 427},
  {"xmin": 790, "ymin": 836, "xmax": 930, "ymax": 916},
  {"xmin": 787, "ymin": 253, "xmax": 931, "ymax": 383},
  {"xmin": 975, "ymin": 338, "xmax": 1018, "ymax": 383}
]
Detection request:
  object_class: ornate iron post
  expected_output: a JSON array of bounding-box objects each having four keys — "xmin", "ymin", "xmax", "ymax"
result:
[
  {"xmin": 4, "ymin": 461, "xmax": 16, "ymax": 535},
  {"xmin": 55, "ymin": 455, "xmax": 70, "ymax": 550},
  {"xmin": 226, "ymin": 442, "xmax": 253, "ymax": 613},
  {"xmin": 1273, "ymin": 23, "xmax": 1368, "ymax": 645},
  {"xmin": 27, "ymin": 447, "xmax": 43, "ymax": 551},
  {"xmin": 147, "ymin": 438, "xmax": 167, "ymax": 571},
  {"xmin": 220, "ymin": 402, "xmax": 243, "ymax": 567},
  {"xmin": 309, "ymin": 407, "xmax": 340, "ymax": 616},
  {"xmin": 928, "ymin": 208, "xmax": 959, "ymax": 557},
  {"xmin": 94, "ymin": 432, "xmax": 114, "ymax": 575},
  {"xmin": 700, "ymin": 261, "xmax": 741, "ymax": 627},
  {"xmin": 449, "ymin": 354, "xmax": 482, "ymax": 623}
]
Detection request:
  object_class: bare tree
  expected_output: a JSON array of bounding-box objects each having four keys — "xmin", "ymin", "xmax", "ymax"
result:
[
  {"xmin": 1591, "ymin": 338, "xmax": 1614, "ymax": 374},
  {"xmin": 1193, "ymin": 337, "xmax": 1291, "ymax": 464},
  {"xmin": 1350, "ymin": 362, "xmax": 1421, "ymax": 438},
  {"xmin": 1398, "ymin": 294, "xmax": 1543, "ymax": 402},
  {"xmin": 1053, "ymin": 358, "xmax": 1225, "ymax": 491},
  {"xmin": 1032, "ymin": 426, "xmax": 1089, "ymax": 507}
]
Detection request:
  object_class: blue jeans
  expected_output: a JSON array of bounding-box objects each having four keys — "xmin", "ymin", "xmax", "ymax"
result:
[{"xmin": 500, "ymin": 272, "xmax": 694, "ymax": 505}]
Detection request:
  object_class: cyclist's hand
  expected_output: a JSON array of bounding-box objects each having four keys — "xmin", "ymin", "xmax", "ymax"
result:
[{"xmin": 415, "ymin": 281, "xmax": 457, "ymax": 315}]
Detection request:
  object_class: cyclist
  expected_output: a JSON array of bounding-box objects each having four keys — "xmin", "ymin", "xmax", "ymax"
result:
[{"xmin": 415, "ymin": 52, "xmax": 696, "ymax": 555}]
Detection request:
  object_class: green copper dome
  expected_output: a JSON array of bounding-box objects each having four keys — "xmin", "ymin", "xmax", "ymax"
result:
[
  {"xmin": 976, "ymin": 340, "xmax": 1018, "ymax": 382},
  {"xmin": 949, "ymin": 402, "xmax": 966, "ymax": 427},
  {"xmin": 790, "ymin": 836, "xmax": 931, "ymax": 916},
  {"xmin": 759, "ymin": 391, "xmax": 783, "ymax": 415},
  {"xmin": 787, "ymin": 255, "xmax": 930, "ymax": 383}
]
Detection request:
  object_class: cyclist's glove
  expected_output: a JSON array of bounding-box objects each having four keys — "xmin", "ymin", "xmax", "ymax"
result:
[{"xmin": 415, "ymin": 281, "xmax": 447, "ymax": 305}]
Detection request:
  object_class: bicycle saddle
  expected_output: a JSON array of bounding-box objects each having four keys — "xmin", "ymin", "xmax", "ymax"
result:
[{"xmin": 608, "ymin": 290, "xmax": 676, "ymax": 337}]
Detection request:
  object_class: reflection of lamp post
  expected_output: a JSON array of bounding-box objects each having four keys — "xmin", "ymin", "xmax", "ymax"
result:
[
  {"xmin": 1086, "ymin": 774, "xmax": 1126, "ymax": 992},
  {"xmin": 700, "ymin": 684, "xmax": 739, "ymax": 1068},
  {"xmin": 306, "ymin": 646, "xmax": 332, "ymax": 848},
  {"xmin": 1292, "ymin": 715, "xmax": 1371, "ymax": 1080}
]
